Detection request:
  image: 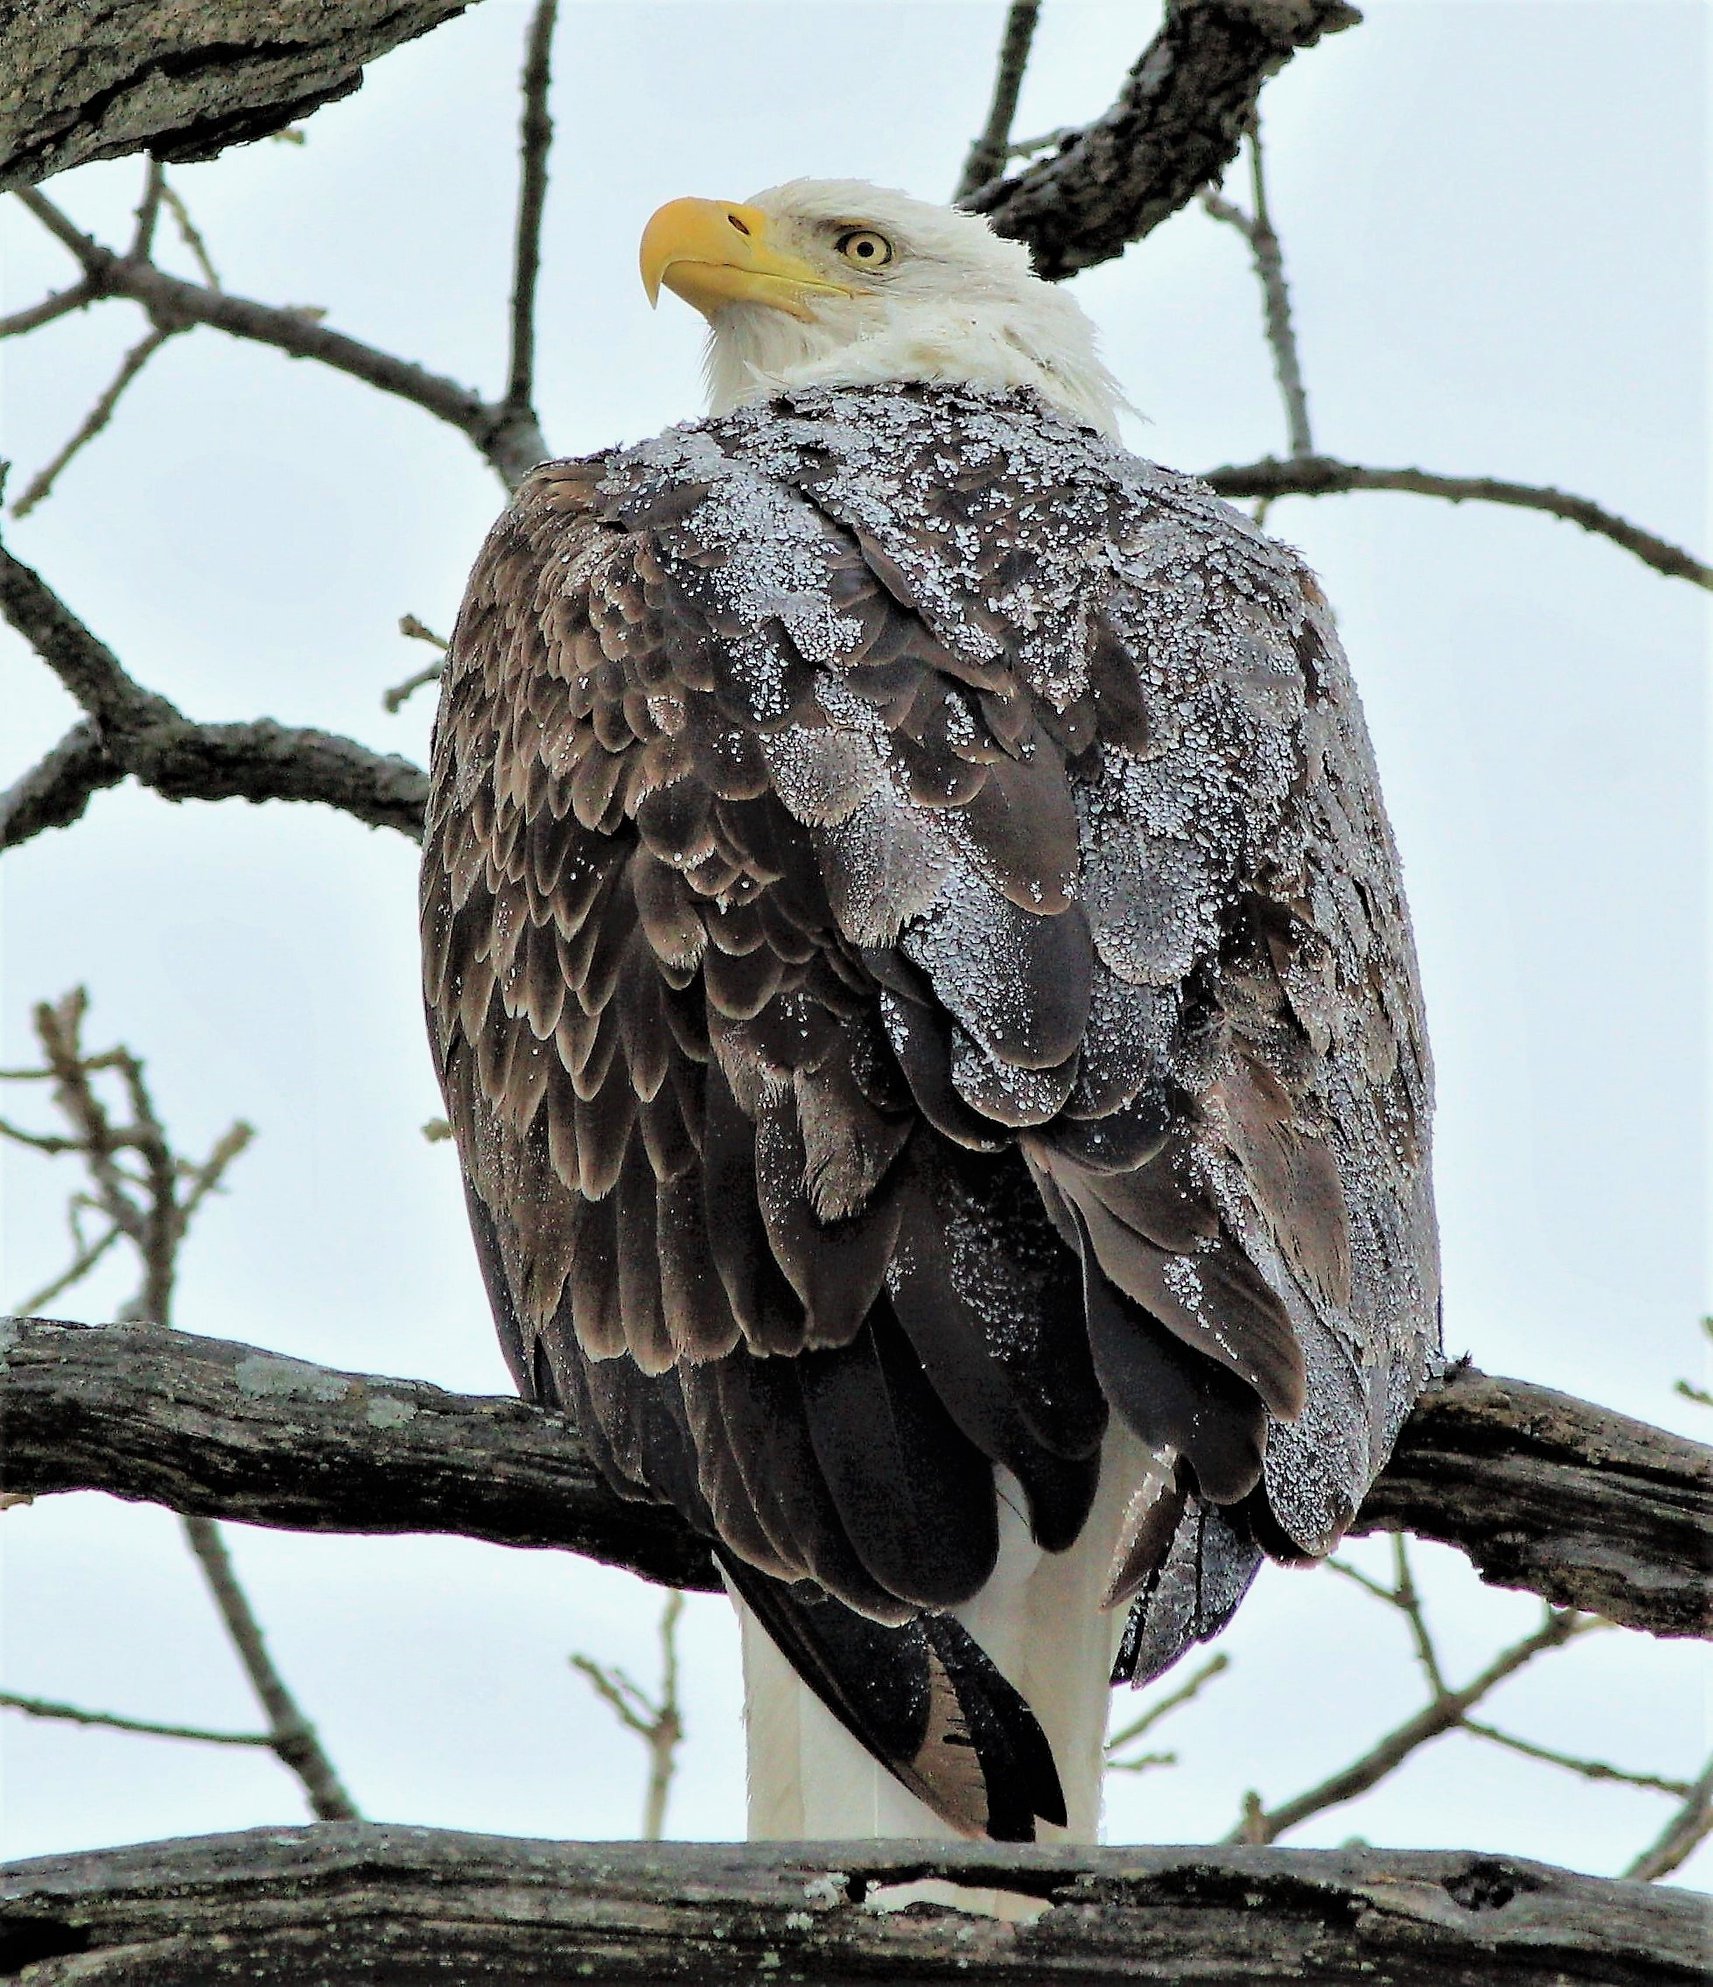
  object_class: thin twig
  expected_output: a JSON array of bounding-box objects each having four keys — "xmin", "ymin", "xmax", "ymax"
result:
[
  {"xmin": 2, "ymin": 991, "xmax": 358, "ymax": 1824},
  {"xmin": 180, "ymin": 1515, "xmax": 360, "ymax": 1821},
  {"xmin": 506, "ymin": 0, "xmax": 557, "ymax": 415},
  {"xmin": 159, "ymin": 179, "xmax": 220, "ymax": 289},
  {"xmin": 956, "ymin": 1, "xmax": 1043, "ymax": 201},
  {"xmin": 571, "ymin": 1590, "xmax": 685, "ymax": 1840},
  {"xmin": 1202, "ymin": 455, "xmax": 1712, "ymax": 591},
  {"xmin": 1106, "ymin": 1653, "xmax": 1229, "ymax": 1760},
  {"xmin": 130, "ymin": 162, "xmax": 164, "ymax": 260},
  {"xmin": 0, "ymin": 279, "xmax": 97, "ymax": 339},
  {"xmin": 12, "ymin": 1221, "xmax": 123, "ymax": 1314},
  {"xmin": 0, "ymin": 1690, "xmax": 270, "ymax": 1749},
  {"xmin": 1229, "ymin": 1608, "xmax": 1596, "ymax": 1845},
  {"xmin": 383, "ymin": 615, "xmax": 450, "ymax": 712},
  {"xmin": 1201, "ymin": 132, "xmax": 1312, "ymax": 457},
  {"xmin": 1625, "ymin": 1755, "xmax": 1713, "ymax": 1882},
  {"xmin": 1460, "ymin": 1720, "xmax": 1691, "ymax": 1798},
  {"xmin": 13, "ymin": 186, "xmax": 546, "ymax": 490},
  {"xmin": 12, "ymin": 322, "xmax": 182, "ymax": 518}
]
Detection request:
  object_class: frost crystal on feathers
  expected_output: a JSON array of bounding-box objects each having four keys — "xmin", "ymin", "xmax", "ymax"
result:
[{"xmin": 424, "ymin": 378, "xmax": 1439, "ymax": 1846}]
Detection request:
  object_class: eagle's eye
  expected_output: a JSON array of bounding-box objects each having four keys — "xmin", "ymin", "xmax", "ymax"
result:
[{"xmin": 834, "ymin": 228, "xmax": 894, "ymax": 269}]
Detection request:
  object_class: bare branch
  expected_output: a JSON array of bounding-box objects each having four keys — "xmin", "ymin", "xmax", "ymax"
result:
[
  {"xmin": 1106, "ymin": 1652, "xmax": 1229, "ymax": 1763},
  {"xmin": 1460, "ymin": 1721, "xmax": 1692, "ymax": 1800},
  {"xmin": 11, "ymin": 1223, "xmax": 123, "ymax": 1316},
  {"xmin": 965, "ymin": 0, "xmax": 1362, "ymax": 279},
  {"xmin": 505, "ymin": 0, "xmax": 557, "ymax": 417},
  {"xmin": 0, "ymin": 537, "xmax": 429, "ymax": 843},
  {"xmin": 12, "ymin": 323, "xmax": 183, "ymax": 518},
  {"xmin": 1230, "ymin": 1608, "xmax": 1596, "ymax": 1845},
  {"xmin": 955, "ymin": 2, "xmax": 1043, "ymax": 202},
  {"xmin": 5, "ymin": 1320, "xmax": 1708, "ymax": 1637},
  {"xmin": 158, "ymin": 179, "xmax": 220, "ymax": 290},
  {"xmin": 1626, "ymin": 1756, "xmax": 1713, "ymax": 1883},
  {"xmin": 180, "ymin": 1516, "xmax": 359, "ymax": 1822},
  {"xmin": 383, "ymin": 615, "xmax": 449, "ymax": 712},
  {"xmin": 129, "ymin": 163, "xmax": 164, "ymax": 260},
  {"xmin": 2, "ymin": 1827, "xmax": 1703, "ymax": 1984},
  {"xmin": 0, "ymin": 1690, "xmax": 270, "ymax": 1750},
  {"xmin": 1201, "ymin": 455, "xmax": 1712, "ymax": 590},
  {"xmin": 0, "ymin": 723, "xmax": 124, "ymax": 850},
  {"xmin": 12, "ymin": 186, "xmax": 546, "ymax": 489},
  {"xmin": 1201, "ymin": 123, "xmax": 1313, "ymax": 458},
  {"xmin": 0, "ymin": 278, "xmax": 97, "ymax": 339}
]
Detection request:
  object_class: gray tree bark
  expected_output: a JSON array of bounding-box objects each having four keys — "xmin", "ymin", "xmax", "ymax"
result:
[
  {"xmin": 2, "ymin": 1825, "xmax": 1706, "ymax": 1985},
  {"xmin": 0, "ymin": 1, "xmax": 478, "ymax": 194},
  {"xmin": 4, "ymin": 1317, "xmax": 1708, "ymax": 1638}
]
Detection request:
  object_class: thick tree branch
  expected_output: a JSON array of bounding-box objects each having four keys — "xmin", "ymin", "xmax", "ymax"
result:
[
  {"xmin": 4, "ymin": 1319, "xmax": 1707, "ymax": 1638},
  {"xmin": 1351, "ymin": 1365, "xmax": 1712, "ymax": 1638},
  {"xmin": 0, "ymin": 1, "xmax": 479, "ymax": 194},
  {"xmin": 1, "ymin": 1826, "xmax": 1704, "ymax": 1985},
  {"xmin": 1203, "ymin": 454, "xmax": 1713, "ymax": 590},
  {"xmin": 0, "ymin": 1315, "xmax": 721, "ymax": 1592},
  {"xmin": 966, "ymin": 0, "xmax": 1362, "ymax": 279},
  {"xmin": 0, "ymin": 538, "xmax": 428, "ymax": 842}
]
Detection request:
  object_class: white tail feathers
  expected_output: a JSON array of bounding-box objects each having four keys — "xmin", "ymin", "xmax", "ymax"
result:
[{"xmin": 736, "ymin": 1428, "xmax": 1161, "ymax": 1844}]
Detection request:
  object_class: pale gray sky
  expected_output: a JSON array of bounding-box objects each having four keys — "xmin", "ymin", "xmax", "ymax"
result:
[{"xmin": 2, "ymin": 0, "xmax": 1706, "ymax": 1880}]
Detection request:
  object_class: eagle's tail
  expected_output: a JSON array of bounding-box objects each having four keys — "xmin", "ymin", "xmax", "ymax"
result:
[{"xmin": 728, "ymin": 1435, "xmax": 1155, "ymax": 1845}]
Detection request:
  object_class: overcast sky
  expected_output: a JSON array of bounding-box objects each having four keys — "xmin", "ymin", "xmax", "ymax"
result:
[{"xmin": 1, "ymin": 0, "xmax": 1706, "ymax": 1884}]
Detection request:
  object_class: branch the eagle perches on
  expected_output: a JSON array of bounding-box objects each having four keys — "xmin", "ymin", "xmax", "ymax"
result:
[
  {"xmin": 2, "ymin": 1316, "xmax": 1708, "ymax": 1983},
  {"xmin": 3, "ymin": 1316, "xmax": 1708, "ymax": 1639}
]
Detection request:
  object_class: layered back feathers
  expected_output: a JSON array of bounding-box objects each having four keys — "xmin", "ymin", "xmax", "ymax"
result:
[{"xmin": 423, "ymin": 379, "xmax": 1439, "ymax": 1842}]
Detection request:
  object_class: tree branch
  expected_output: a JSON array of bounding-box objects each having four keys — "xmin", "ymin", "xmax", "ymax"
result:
[
  {"xmin": 1202, "ymin": 455, "xmax": 1712, "ymax": 590},
  {"xmin": 0, "ymin": 537, "xmax": 428, "ymax": 842},
  {"xmin": 4, "ymin": 1319, "xmax": 1707, "ymax": 1638},
  {"xmin": 1229, "ymin": 1606, "xmax": 1594, "ymax": 1845},
  {"xmin": 12, "ymin": 188, "xmax": 546, "ymax": 490},
  {"xmin": 965, "ymin": 0, "xmax": 1362, "ymax": 280},
  {"xmin": 0, "ymin": 1, "xmax": 479, "ymax": 193},
  {"xmin": 1627, "ymin": 1756, "xmax": 1713, "ymax": 1884},
  {"xmin": 1, "ymin": 1826, "xmax": 1703, "ymax": 1984},
  {"xmin": 504, "ymin": 0, "xmax": 557, "ymax": 419},
  {"xmin": 954, "ymin": 1, "xmax": 1043, "ymax": 202},
  {"xmin": 179, "ymin": 1514, "xmax": 358, "ymax": 1821},
  {"xmin": 1351, "ymin": 1364, "xmax": 1712, "ymax": 1638},
  {"xmin": 0, "ymin": 722, "xmax": 124, "ymax": 851}
]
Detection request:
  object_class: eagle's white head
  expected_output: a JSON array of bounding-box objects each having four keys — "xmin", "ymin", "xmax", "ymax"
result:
[{"xmin": 640, "ymin": 177, "xmax": 1127, "ymax": 438}]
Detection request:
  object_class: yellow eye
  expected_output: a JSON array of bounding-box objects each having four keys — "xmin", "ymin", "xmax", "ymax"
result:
[{"xmin": 834, "ymin": 228, "xmax": 894, "ymax": 269}]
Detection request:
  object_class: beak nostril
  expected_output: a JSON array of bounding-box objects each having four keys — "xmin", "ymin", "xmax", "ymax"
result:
[{"xmin": 728, "ymin": 213, "xmax": 751, "ymax": 236}]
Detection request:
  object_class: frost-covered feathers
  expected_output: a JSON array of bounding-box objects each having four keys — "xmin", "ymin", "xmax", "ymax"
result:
[
  {"xmin": 423, "ymin": 380, "xmax": 1440, "ymax": 1842},
  {"xmin": 696, "ymin": 180, "xmax": 1128, "ymax": 436}
]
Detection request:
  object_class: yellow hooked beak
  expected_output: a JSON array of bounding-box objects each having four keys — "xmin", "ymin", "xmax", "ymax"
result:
[{"xmin": 640, "ymin": 198, "xmax": 852, "ymax": 322}]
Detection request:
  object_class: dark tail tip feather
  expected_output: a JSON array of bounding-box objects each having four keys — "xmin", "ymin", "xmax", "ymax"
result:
[
  {"xmin": 1111, "ymin": 1495, "xmax": 1263, "ymax": 1688},
  {"xmin": 720, "ymin": 1550, "xmax": 1065, "ymax": 1841}
]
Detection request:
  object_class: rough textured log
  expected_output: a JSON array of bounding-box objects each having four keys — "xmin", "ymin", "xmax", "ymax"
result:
[
  {"xmin": 1354, "ymin": 1365, "xmax": 1713, "ymax": 1639},
  {"xmin": 1, "ymin": 1825, "xmax": 1705, "ymax": 1985},
  {"xmin": 4, "ymin": 1319, "xmax": 1708, "ymax": 1637},
  {"xmin": 971, "ymin": 0, "xmax": 1362, "ymax": 279},
  {"xmin": 0, "ymin": 0, "xmax": 477, "ymax": 194}
]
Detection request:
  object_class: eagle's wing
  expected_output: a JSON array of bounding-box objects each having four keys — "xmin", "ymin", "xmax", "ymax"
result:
[{"xmin": 422, "ymin": 384, "xmax": 1438, "ymax": 1834}]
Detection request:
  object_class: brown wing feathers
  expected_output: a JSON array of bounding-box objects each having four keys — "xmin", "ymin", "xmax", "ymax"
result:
[{"xmin": 423, "ymin": 382, "xmax": 1439, "ymax": 1838}]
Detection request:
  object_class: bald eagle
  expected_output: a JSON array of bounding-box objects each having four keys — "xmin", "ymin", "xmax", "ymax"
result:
[{"xmin": 423, "ymin": 180, "xmax": 1439, "ymax": 1845}]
